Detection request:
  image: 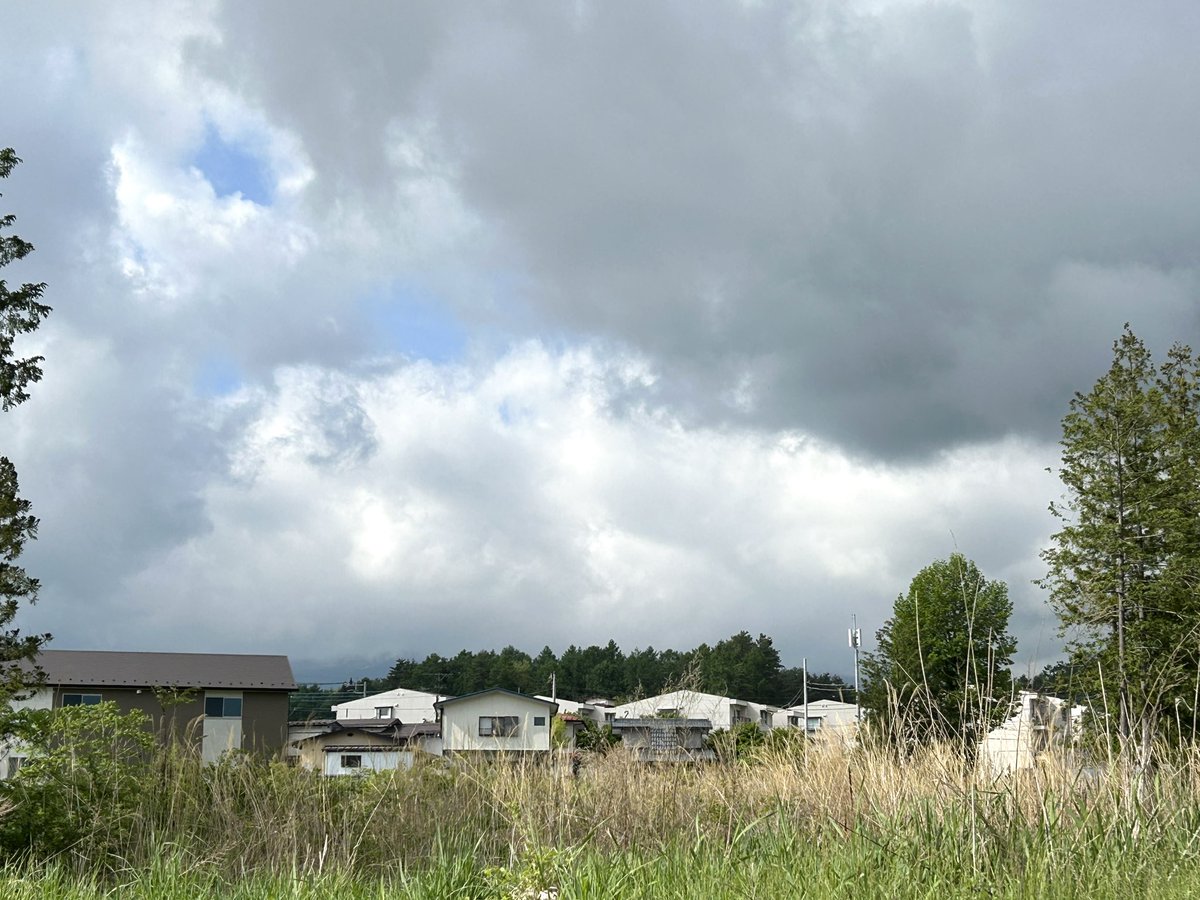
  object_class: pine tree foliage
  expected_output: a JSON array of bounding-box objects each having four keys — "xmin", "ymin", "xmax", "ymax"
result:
[
  {"xmin": 0, "ymin": 149, "xmax": 51, "ymax": 699},
  {"xmin": 1041, "ymin": 326, "xmax": 1200, "ymax": 755},
  {"xmin": 374, "ymin": 631, "xmax": 836, "ymax": 706},
  {"xmin": 0, "ymin": 149, "xmax": 50, "ymax": 411}
]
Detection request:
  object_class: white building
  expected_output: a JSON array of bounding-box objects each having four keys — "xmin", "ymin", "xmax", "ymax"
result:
[
  {"xmin": 979, "ymin": 692, "xmax": 1078, "ymax": 775},
  {"xmin": 535, "ymin": 695, "xmax": 607, "ymax": 726},
  {"xmin": 436, "ymin": 688, "xmax": 558, "ymax": 755},
  {"xmin": 609, "ymin": 690, "xmax": 778, "ymax": 732},
  {"xmin": 774, "ymin": 699, "xmax": 859, "ymax": 737},
  {"xmin": 332, "ymin": 687, "xmax": 443, "ymax": 723}
]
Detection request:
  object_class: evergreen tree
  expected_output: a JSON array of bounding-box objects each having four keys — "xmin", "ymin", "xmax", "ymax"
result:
[
  {"xmin": 384, "ymin": 657, "xmax": 417, "ymax": 690},
  {"xmin": 0, "ymin": 150, "xmax": 50, "ymax": 410},
  {"xmin": 703, "ymin": 631, "xmax": 783, "ymax": 701},
  {"xmin": 623, "ymin": 646, "xmax": 663, "ymax": 699},
  {"xmin": 1042, "ymin": 327, "xmax": 1200, "ymax": 757},
  {"xmin": 490, "ymin": 645, "xmax": 535, "ymax": 694},
  {"xmin": 0, "ymin": 149, "xmax": 51, "ymax": 701},
  {"xmin": 530, "ymin": 645, "xmax": 558, "ymax": 694}
]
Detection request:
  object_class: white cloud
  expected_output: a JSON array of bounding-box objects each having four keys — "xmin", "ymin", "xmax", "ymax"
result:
[{"xmin": 65, "ymin": 344, "xmax": 1059, "ymax": 673}]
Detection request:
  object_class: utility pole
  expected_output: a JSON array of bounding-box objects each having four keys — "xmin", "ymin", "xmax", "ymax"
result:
[
  {"xmin": 849, "ymin": 615, "xmax": 862, "ymax": 725},
  {"xmin": 802, "ymin": 656, "xmax": 809, "ymax": 736}
]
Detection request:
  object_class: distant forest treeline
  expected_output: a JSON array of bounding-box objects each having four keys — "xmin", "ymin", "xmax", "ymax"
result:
[{"xmin": 292, "ymin": 631, "xmax": 854, "ymax": 719}]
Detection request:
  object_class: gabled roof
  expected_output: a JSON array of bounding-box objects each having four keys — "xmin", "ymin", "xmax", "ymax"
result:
[
  {"xmin": 611, "ymin": 689, "xmax": 779, "ymax": 716},
  {"xmin": 434, "ymin": 687, "xmax": 558, "ymax": 714},
  {"xmin": 331, "ymin": 686, "xmax": 446, "ymax": 712},
  {"xmin": 298, "ymin": 719, "xmax": 441, "ymax": 746},
  {"xmin": 33, "ymin": 650, "xmax": 297, "ymax": 691}
]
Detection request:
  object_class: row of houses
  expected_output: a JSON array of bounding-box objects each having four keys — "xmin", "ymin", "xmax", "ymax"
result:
[
  {"xmin": 333, "ymin": 684, "xmax": 859, "ymax": 734},
  {"xmin": 297, "ymin": 684, "xmax": 860, "ymax": 770},
  {"xmin": 0, "ymin": 649, "xmax": 1075, "ymax": 777}
]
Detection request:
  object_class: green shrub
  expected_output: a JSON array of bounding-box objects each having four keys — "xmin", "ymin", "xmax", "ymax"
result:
[
  {"xmin": 0, "ymin": 702, "xmax": 154, "ymax": 859},
  {"xmin": 707, "ymin": 721, "xmax": 766, "ymax": 762}
]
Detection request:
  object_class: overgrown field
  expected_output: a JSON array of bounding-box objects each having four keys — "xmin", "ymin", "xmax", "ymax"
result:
[{"xmin": 4, "ymin": 739, "xmax": 1200, "ymax": 898}]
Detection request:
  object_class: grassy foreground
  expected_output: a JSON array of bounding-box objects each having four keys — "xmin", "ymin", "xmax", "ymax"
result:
[{"xmin": 3, "ymin": 738, "xmax": 1200, "ymax": 898}]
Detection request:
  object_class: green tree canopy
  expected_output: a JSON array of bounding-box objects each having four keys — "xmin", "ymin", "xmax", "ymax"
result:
[
  {"xmin": 862, "ymin": 553, "xmax": 1016, "ymax": 748},
  {"xmin": 0, "ymin": 149, "xmax": 50, "ymax": 702},
  {"xmin": 1041, "ymin": 326, "xmax": 1200, "ymax": 758},
  {"xmin": 377, "ymin": 631, "xmax": 840, "ymax": 707},
  {"xmin": 701, "ymin": 631, "xmax": 783, "ymax": 701}
]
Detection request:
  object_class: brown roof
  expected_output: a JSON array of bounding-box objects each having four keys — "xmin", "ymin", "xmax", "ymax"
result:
[
  {"xmin": 299, "ymin": 720, "xmax": 441, "ymax": 747},
  {"xmin": 34, "ymin": 650, "xmax": 296, "ymax": 691}
]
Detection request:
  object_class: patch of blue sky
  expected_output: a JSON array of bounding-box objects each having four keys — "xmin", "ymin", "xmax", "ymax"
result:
[
  {"xmin": 495, "ymin": 398, "xmax": 535, "ymax": 427},
  {"xmin": 194, "ymin": 354, "xmax": 243, "ymax": 397},
  {"xmin": 191, "ymin": 123, "xmax": 273, "ymax": 206},
  {"xmin": 363, "ymin": 280, "xmax": 468, "ymax": 363}
]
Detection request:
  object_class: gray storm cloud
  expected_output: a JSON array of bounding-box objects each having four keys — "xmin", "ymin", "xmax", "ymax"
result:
[
  {"xmin": 197, "ymin": 0, "xmax": 1200, "ymax": 456},
  {"xmin": 2, "ymin": 0, "xmax": 1195, "ymax": 675}
]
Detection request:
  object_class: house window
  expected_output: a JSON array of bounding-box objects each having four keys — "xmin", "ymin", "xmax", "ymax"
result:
[
  {"xmin": 534, "ymin": 716, "xmax": 546, "ymax": 726},
  {"xmin": 204, "ymin": 696, "xmax": 243, "ymax": 718},
  {"xmin": 806, "ymin": 717, "xmax": 822, "ymax": 733},
  {"xmin": 341, "ymin": 754, "xmax": 362, "ymax": 769},
  {"xmin": 62, "ymin": 693, "xmax": 102, "ymax": 707},
  {"xmin": 760, "ymin": 710, "xmax": 772, "ymax": 726},
  {"xmin": 375, "ymin": 706, "xmax": 394, "ymax": 719},
  {"xmin": 604, "ymin": 712, "xmax": 614, "ymax": 724},
  {"xmin": 478, "ymin": 716, "xmax": 519, "ymax": 737}
]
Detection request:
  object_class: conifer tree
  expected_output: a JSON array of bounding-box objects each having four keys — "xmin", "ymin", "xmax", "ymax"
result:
[
  {"xmin": 1042, "ymin": 326, "xmax": 1200, "ymax": 758},
  {"xmin": 0, "ymin": 149, "xmax": 51, "ymax": 700}
]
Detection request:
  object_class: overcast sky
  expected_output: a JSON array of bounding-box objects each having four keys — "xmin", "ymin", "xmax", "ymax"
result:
[{"xmin": 3, "ymin": 1, "xmax": 1198, "ymax": 685}]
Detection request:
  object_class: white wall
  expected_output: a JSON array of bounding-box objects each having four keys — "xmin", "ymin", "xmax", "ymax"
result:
[
  {"xmin": 333, "ymin": 687, "xmax": 442, "ymax": 722},
  {"xmin": 980, "ymin": 693, "xmax": 1075, "ymax": 776},
  {"xmin": 610, "ymin": 690, "xmax": 778, "ymax": 731},
  {"xmin": 440, "ymin": 692, "xmax": 555, "ymax": 753},
  {"xmin": 323, "ymin": 749, "xmax": 414, "ymax": 776},
  {"xmin": 202, "ymin": 691, "xmax": 243, "ymax": 763},
  {"xmin": 9, "ymin": 687, "xmax": 52, "ymax": 713},
  {"xmin": 774, "ymin": 700, "xmax": 859, "ymax": 733},
  {"xmin": 0, "ymin": 687, "xmax": 53, "ymax": 779}
]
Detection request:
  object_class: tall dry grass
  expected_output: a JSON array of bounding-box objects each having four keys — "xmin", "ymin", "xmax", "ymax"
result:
[{"xmin": 7, "ymin": 734, "xmax": 1200, "ymax": 895}]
